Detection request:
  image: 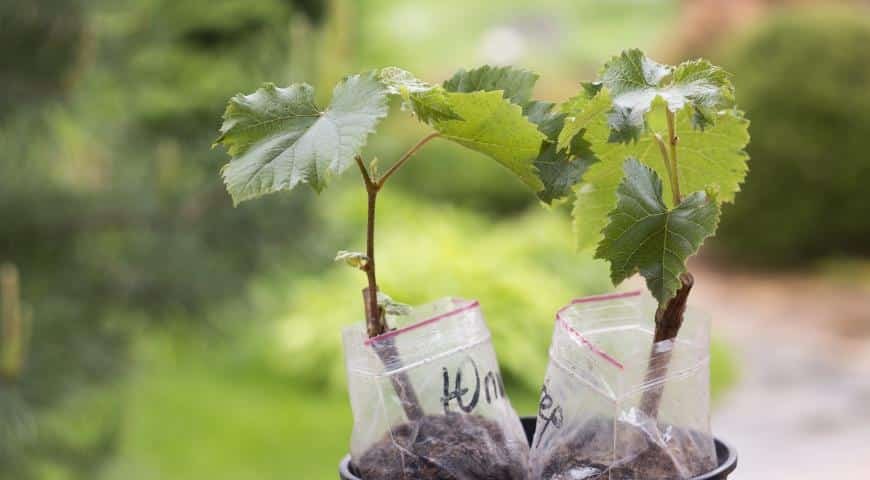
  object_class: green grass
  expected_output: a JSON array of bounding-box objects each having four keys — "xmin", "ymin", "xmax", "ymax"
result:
[{"xmin": 102, "ymin": 333, "xmax": 352, "ymax": 480}]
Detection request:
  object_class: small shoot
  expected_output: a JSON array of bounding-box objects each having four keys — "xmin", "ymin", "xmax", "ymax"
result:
[{"xmin": 334, "ymin": 251, "xmax": 369, "ymax": 271}]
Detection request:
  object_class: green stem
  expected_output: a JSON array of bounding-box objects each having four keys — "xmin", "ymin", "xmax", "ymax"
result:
[
  {"xmin": 376, "ymin": 132, "xmax": 440, "ymax": 188},
  {"xmin": 654, "ymin": 133, "xmax": 679, "ymax": 206},
  {"xmin": 666, "ymin": 109, "xmax": 682, "ymax": 203}
]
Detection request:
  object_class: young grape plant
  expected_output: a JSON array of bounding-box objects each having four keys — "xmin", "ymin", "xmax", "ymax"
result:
[
  {"xmin": 550, "ymin": 49, "xmax": 750, "ymax": 416},
  {"xmin": 213, "ymin": 65, "xmax": 557, "ymax": 420}
]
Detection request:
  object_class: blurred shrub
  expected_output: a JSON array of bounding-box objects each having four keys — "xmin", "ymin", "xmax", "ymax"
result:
[
  {"xmin": 101, "ymin": 0, "xmax": 301, "ymax": 135},
  {"xmin": 0, "ymin": 0, "xmax": 85, "ymax": 118},
  {"xmin": 0, "ymin": 1, "xmax": 325, "ymax": 477},
  {"xmin": 715, "ymin": 8, "xmax": 870, "ymax": 265}
]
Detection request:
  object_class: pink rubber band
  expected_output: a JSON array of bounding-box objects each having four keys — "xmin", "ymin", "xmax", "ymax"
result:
[
  {"xmin": 553, "ymin": 291, "xmax": 640, "ymax": 370},
  {"xmin": 554, "ymin": 290, "xmax": 641, "ymax": 318},
  {"xmin": 364, "ymin": 300, "xmax": 481, "ymax": 346},
  {"xmin": 556, "ymin": 316, "xmax": 625, "ymax": 370},
  {"xmin": 570, "ymin": 290, "xmax": 641, "ymax": 305}
]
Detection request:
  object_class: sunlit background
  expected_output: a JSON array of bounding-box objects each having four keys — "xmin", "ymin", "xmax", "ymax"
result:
[{"xmin": 1, "ymin": 0, "xmax": 869, "ymax": 478}]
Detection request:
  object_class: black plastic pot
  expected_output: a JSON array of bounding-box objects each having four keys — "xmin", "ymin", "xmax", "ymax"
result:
[{"xmin": 339, "ymin": 416, "xmax": 737, "ymax": 479}]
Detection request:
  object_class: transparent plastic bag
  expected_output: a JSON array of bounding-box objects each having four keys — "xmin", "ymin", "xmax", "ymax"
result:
[
  {"xmin": 343, "ymin": 297, "xmax": 528, "ymax": 480},
  {"xmin": 530, "ymin": 291, "xmax": 716, "ymax": 480}
]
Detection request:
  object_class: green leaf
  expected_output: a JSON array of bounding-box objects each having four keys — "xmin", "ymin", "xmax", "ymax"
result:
[
  {"xmin": 524, "ymin": 100, "xmax": 560, "ymax": 134},
  {"xmin": 215, "ymin": 72, "xmax": 388, "ymax": 203},
  {"xmin": 671, "ymin": 59, "xmax": 736, "ymax": 130},
  {"xmin": 379, "ymin": 66, "xmax": 431, "ymax": 94},
  {"xmin": 557, "ymin": 87, "xmax": 614, "ymax": 153},
  {"xmin": 334, "ymin": 250, "xmax": 369, "ymax": 270},
  {"xmin": 377, "ymin": 292, "xmax": 412, "ymax": 317},
  {"xmin": 572, "ymin": 98, "xmax": 749, "ymax": 250},
  {"xmin": 599, "ymin": 49, "xmax": 735, "ymax": 142},
  {"xmin": 431, "ymin": 90, "xmax": 546, "ymax": 190},
  {"xmin": 441, "ymin": 65, "xmax": 558, "ymax": 194},
  {"xmin": 527, "ymin": 101, "xmax": 595, "ymax": 203},
  {"xmin": 535, "ymin": 139, "xmax": 593, "ymax": 204},
  {"xmin": 407, "ymin": 87, "xmax": 463, "ymax": 124},
  {"xmin": 379, "ymin": 67, "xmax": 461, "ymax": 123},
  {"xmin": 531, "ymin": 86, "xmax": 613, "ymax": 204},
  {"xmin": 444, "ymin": 65, "xmax": 539, "ymax": 106},
  {"xmin": 595, "ymin": 159, "xmax": 720, "ymax": 304}
]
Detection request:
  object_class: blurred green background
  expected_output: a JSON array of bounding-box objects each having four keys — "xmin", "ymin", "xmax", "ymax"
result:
[{"xmin": 1, "ymin": 0, "xmax": 868, "ymax": 478}]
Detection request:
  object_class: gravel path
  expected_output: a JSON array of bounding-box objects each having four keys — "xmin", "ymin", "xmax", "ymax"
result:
[{"xmin": 690, "ymin": 262, "xmax": 870, "ymax": 479}]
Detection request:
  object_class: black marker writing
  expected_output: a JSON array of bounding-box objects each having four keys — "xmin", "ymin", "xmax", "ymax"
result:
[
  {"xmin": 536, "ymin": 383, "xmax": 563, "ymax": 447},
  {"xmin": 484, "ymin": 371, "xmax": 505, "ymax": 403},
  {"xmin": 441, "ymin": 356, "xmax": 481, "ymax": 414}
]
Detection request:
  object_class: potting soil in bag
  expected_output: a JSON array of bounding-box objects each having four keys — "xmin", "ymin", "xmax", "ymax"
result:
[
  {"xmin": 343, "ymin": 297, "xmax": 528, "ymax": 480},
  {"xmin": 530, "ymin": 291, "xmax": 717, "ymax": 480}
]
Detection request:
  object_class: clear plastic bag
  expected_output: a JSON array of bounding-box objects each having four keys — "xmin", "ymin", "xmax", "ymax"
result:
[
  {"xmin": 530, "ymin": 291, "xmax": 716, "ymax": 480},
  {"xmin": 343, "ymin": 297, "xmax": 529, "ymax": 480}
]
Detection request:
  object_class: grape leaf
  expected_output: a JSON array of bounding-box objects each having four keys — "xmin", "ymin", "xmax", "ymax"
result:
[
  {"xmin": 595, "ymin": 159, "xmax": 720, "ymax": 304},
  {"xmin": 527, "ymin": 100, "xmax": 596, "ymax": 203},
  {"xmin": 524, "ymin": 100, "xmax": 560, "ymax": 133},
  {"xmin": 377, "ymin": 292, "xmax": 412, "ymax": 317},
  {"xmin": 557, "ymin": 87, "xmax": 614, "ymax": 153},
  {"xmin": 431, "ymin": 90, "xmax": 546, "ymax": 190},
  {"xmin": 379, "ymin": 66, "xmax": 431, "ymax": 94},
  {"xmin": 407, "ymin": 87, "xmax": 462, "ymax": 124},
  {"xmin": 444, "ymin": 65, "xmax": 539, "ymax": 106},
  {"xmin": 215, "ymin": 72, "xmax": 388, "ymax": 203},
  {"xmin": 535, "ymin": 135, "xmax": 593, "ymax": 204},
  {"xmin": 572, "ymin": 98, "xmax": 749, "ymax": 251},
  {"xmin": 671, "ymin": 59, "xmax": 736, "ymax": 130},
  {"xmin": 530, "ymin": 85, "xmax": 612, "ymax": 204},
  {"xmin": 443, "ymin": 67, "xmax": 596, "ymax": 203},
  {"xmin": 334, "ymin": 250, "xmax": 369, "ymax": 270},
  {"xmin": 599, "ymin": 49, "xmax": 735, "ymax": 142},
  {"xmin": 379, "ymin": 67, "xmax": 461, "ymax": 123},
  {"xmin": 441, "ymin": 65, "xmax": 559, "ymax": 193}
]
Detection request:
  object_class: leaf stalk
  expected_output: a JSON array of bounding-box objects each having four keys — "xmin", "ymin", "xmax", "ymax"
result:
[
  {"xmin": 653, "ymin": 133, "xmax": 680, "ymax": 206},
  {"xmin": 666, "ymin": 109, "xmax": 682, "ymax": 203},
  {"xmin": 376, "ymin": 132, "xmax": 440, "ymax": 188}
]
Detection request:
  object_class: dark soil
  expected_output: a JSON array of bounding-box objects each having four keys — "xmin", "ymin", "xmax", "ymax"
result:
[
  {"xmin": 355, "ymin": 412, "xmax": 528, "ymax": 480},
  {"xmin": 538, "ymin": 418, "xmax": 716, "ymax": 480}
]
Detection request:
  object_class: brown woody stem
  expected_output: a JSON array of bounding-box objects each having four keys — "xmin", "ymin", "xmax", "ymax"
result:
[
  {"xmin": 637, "ymin": 108, "xmax": 695, "ymax": 419},
  {"xmin": 354, "ymin": 140, "xmax": 439, "ymax": 422},
  {"xmin": 639, "ymin": 272, "xmax": 694, "ymax": 418}
]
